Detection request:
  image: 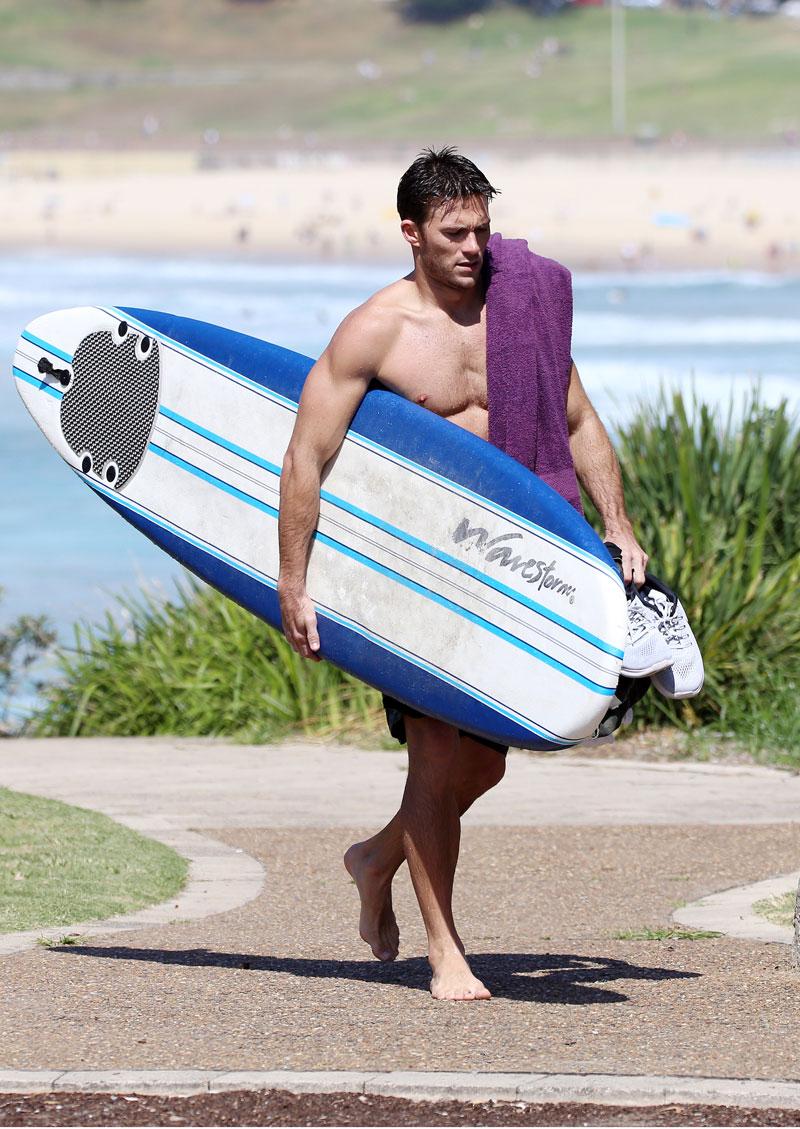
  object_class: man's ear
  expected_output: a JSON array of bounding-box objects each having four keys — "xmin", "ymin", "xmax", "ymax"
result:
[{"xmin": 401, "ymin": 218, "xmax": 422, "ymax": 249}]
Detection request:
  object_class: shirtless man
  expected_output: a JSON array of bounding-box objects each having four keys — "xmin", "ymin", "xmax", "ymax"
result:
[{"xmin": 278, "ymin": 147, "xmax": 647, "ymax": 1001}]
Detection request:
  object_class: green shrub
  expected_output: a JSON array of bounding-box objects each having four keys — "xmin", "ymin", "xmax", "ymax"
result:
[
  {"xmin": 1, "ymin": 589, "xmax": 55, "ymax": 735},
  {"xmin": 585, "ymin": 391, "xmax": 800, "ymax": 751},
  {"xmin": 32, "ymin": 582, "xmax": 382, "ymax": 743}
]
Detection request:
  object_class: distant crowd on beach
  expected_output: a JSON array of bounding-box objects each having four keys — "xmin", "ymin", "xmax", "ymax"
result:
[{"xmin": 1, "ymin": 148, "xmax": 796, "ymax": 273}]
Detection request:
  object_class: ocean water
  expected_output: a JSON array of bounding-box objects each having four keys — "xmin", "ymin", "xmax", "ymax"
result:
[{"xmin": 2, "ymin": 251, "xmax": 799, "ymax": 650}]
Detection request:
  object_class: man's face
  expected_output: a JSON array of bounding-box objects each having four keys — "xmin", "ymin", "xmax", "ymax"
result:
[{"xmin": 408, "ymin": 195, "xmax": 491, "ymax": 290}]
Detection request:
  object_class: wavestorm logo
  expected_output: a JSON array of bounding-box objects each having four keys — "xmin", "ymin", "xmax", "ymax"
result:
[{"xmin": 452, "ymin": 517, "xmax": 577, "ymax": 605}]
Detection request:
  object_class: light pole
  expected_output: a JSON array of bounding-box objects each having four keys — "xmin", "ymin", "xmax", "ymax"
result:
[{"xmin": 611, "ymin": 0, "xmax": 627, "ymax": 136}]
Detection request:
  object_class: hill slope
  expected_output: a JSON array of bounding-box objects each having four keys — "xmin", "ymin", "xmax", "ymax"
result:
[{"xmin": 0, "ymin": 0, "xmax": 798, "ymax": 145}]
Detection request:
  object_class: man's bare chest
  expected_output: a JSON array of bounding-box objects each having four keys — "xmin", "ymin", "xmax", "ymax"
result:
[{"xmin": 377, "ymin": 315, "xmax": 488, "ymax": 420}]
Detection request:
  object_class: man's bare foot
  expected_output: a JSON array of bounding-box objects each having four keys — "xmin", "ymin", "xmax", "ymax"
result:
[
  {"xmin": 429, "ymin": 950, "xmax": 491, "ymax": 1001},
  {"xmin": 344, "ymin": 842, "xmax": 400, "ymax": 962}
]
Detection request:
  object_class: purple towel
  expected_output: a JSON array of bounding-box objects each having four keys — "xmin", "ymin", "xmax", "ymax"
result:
[{"xmin": 484, "ymin": 232, "xmax": 582, "ymax": 513}]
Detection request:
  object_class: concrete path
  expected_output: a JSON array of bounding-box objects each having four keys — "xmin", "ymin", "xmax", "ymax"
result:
[
  {"xmin": 2, "ymin": 737, "xmax": 800, "ymax": 1101},
  {"xmin": 5, "ymin": 736, "xmax": 800, "ymax": 828},
  {"xmin": 675, "ymin": 870, "xmax": 800, "ymax": 945}
]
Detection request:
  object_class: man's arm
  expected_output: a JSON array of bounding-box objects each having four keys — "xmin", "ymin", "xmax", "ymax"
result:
[
  {"xmin": 566, "ymin": 362, "xmax": 647, "ymax": 585},
  {"xmin": 278, "ymin": 314, "xmax": 376, "ymax": 659}
]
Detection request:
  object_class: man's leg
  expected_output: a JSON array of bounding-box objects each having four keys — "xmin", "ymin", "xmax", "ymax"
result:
[
  {"xmin": 402, "ymin": 716, "xmax": 500, "ymax": 999},
  {"xmin": 344, "ymin": 717, "xmax": 506, "ymax": 994}
]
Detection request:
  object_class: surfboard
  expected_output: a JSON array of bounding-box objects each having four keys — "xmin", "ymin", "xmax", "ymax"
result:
[{"xmin": 13, "ymin": 306, "xmax": 626, "ymax": 750}]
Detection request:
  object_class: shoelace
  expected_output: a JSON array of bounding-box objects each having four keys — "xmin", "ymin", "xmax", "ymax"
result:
[
  {"xmin": 660, "ymin": 614, "xmax": 691, "ymax": 647},
  {"xmin": 626, "ymin": 601, "xmax": 651, "ymax": 641},
  {"xmin": 642, "ymin": 589, "xmax": 692, "ymax": 647}
]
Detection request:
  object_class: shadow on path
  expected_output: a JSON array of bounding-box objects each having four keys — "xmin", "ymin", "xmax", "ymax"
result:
[{"xmin": 48, "ymin": 946, "xmax": 699, "ymax": 1003}]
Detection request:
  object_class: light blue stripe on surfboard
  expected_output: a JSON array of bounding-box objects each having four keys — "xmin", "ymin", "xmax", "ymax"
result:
[
  {"xmin": 14, "ymin": 338, "xmax": 600, "ymax": 736},
  {"xmin": 21, "ymin": 332, "xmax": 73, "ymax": 364},
  {"xmin": 13, "ymin": 366, "xmax": 64, "ymax": 400},
  {"xmin": 83, "ymin": 470, "xmax": 578, "ymax": 745},
  {"xmin": 16, "ymin": 336, "xmax": 622, "ymax": 670},
  {"xmin": 110, "ymin": 307, "xmax": 621, "ymax": 588},
  {"xmin": 350, "ymin": 429, "xmax": 624, "ymax": 588},
  {"xmin": 158, "ymin": 404, "xmax": 623, "ymax": 661},
  {"xmin": 35, "ymin": 313, "xmax": 622, "ymax": 591},
  {"xmin": 149, "ymin": 440, "xmax": 615, "ymax": 697}
]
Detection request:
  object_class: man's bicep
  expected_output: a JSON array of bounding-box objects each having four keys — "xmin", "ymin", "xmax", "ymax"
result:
[{"xmin": 290, "ymin": 344, "xmax": 372, "ymax": 466}]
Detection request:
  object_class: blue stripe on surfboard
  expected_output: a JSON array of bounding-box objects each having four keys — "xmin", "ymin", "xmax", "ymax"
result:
[
  {"xmin": 12, "ymin": 338, "xmax": 613, "ymax": 605},
  {"xmin": 110, "ymin": 306, "xmax": 303, "ymax": 415},
  {"xmin": 17, "ymin": 327, "xmax": 623, "ymax": 674},
  {"xmin": 115, "ymin": 308, "xmax": 623, "ymax": 588},
  {"xmin": 83, "ymin": 472, "xmax": 578, "ymax": 747},
  {"xmin": 148, "ymin": 439, "xmax": 616, "ymax": 697},
  {"xmin": 158, "ymin": 404, "xmax": 624, "ymax": 661},
  {"xmin": 21, "ymin": 332, "xmax": 73, "ymax": 364},
  {"xmin": 13, "ymin": 366, "xmax": 64, "ymax": 400},
  {"xmin": 32, "ymin": 311, "xmax": 623, "ymax": 591}
]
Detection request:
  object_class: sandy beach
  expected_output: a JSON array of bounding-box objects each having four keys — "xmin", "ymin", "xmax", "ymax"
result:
[{"xmin": 2, "ymin": 147, "xmax": 798, "ymax": 271}]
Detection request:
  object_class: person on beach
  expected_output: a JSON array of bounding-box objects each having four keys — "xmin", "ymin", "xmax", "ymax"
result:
[{"xmin": 278, "ymin": 146, "xmax": 647, "ymax": 1001}]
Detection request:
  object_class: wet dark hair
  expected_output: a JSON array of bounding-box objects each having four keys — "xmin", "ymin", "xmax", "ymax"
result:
[{"xmin": 397, "ymin": 145, "xmax": 499, "ymax": 227}]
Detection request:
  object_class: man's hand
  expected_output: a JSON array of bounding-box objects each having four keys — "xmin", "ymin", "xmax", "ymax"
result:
[
  {"xmin": 278, "ymin": 581, "xmax": 321, "ymax": 661},
  {"xmin": 606, "ymin": 524, "xmax": 648, "ymax": 587}
]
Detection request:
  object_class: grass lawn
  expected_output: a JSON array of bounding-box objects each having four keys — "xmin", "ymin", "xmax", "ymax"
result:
[
  {"xmin": 0, "ymin": 0, "xmax": 797, "ymax": 144},
  {"xmin": 753, "ymin": 890, "xmax": 796, "ymax": 929},
  {"xmin": 0, "ymin": 786, "xmax": 187, "ymax": 933}
]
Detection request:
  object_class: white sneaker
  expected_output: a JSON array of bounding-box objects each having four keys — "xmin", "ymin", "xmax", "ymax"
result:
[
  {"xmin": 622, "ymin": 592, "xmax": 674, "ymax": 678},
  {"xmin": 640, "ymin": 586, "xmax": 704, "ymax": 700}
]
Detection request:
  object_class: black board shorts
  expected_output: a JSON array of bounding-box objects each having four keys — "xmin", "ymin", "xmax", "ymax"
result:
[{"xmin": 382, "ymin": 694, "xmax": 509, "ymax": 756}]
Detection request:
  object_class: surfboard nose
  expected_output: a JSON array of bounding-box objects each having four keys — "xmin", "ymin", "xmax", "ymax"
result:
[
  {"xmin": 13, "ymin": 307, "xmax": 161, "ymax": 491},
  {"xmin": 13, "ymin": 311, "xmax": 79, "ymax": 470}
]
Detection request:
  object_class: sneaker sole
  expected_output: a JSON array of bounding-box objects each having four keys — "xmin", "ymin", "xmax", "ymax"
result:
[
  {"xmin": 621, "ymin": 655, "xmax": 674, "ymax": 679},
  {"xmin": 652, "ymin": 678, "xmax": 705, "ymax": 700}
]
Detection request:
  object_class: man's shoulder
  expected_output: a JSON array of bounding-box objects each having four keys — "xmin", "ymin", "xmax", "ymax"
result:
[
  {"xmin": 340, "ymin": 281, "xmax": 407, "ymax": 332},
  {"xmin": 359, "ymin": 276, "xmax": 413, "ymax": 316},
  {"xmin": 327, "ymin": 280, "xmax": 409, "ymax": 370}
]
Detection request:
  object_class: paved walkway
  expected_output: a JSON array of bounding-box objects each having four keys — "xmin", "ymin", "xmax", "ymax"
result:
[
  {"xmin": 5, "ymin": 737, "xmax": 800, "ymax": 829},
  {"xmin": 1, "ymin": 738, "xmax": 800, "ymax": 1100}
]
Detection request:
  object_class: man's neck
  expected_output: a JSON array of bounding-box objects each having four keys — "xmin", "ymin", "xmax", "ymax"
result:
[{"xmin": 410, "ymin": 265, "xmax": 484, "ymax": 323}]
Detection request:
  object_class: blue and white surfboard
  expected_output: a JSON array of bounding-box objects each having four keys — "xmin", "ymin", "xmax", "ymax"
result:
[{"xmin": 13, "ymin": 307, "xmax": 626, "ymax": 750}]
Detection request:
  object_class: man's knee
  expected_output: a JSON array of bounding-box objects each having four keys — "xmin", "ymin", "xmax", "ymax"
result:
[{"xmin": 478, "ymin": 751, "xmax": 506, "ymax": 792}]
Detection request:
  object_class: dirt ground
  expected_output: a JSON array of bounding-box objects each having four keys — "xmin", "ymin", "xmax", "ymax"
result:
[
  {"xmin": 2, "ymin": 1090, "xmax": 800, "ymax": 1127},
  {"xmin": 4, "ymin": 825, "xmax": 800, "ymax": 1078}
]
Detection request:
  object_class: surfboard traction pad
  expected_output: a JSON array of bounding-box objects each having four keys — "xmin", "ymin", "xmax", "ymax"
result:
[{"xmin": 60, "ymin": 329, "xmax": 160, "ymax": 490}]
